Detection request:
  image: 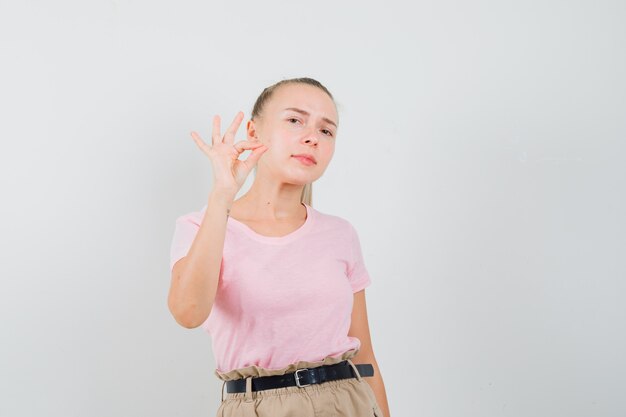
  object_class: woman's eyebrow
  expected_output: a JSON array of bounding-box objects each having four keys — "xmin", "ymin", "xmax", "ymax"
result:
[{"xmin": 283, "ymin": 107, "xmax": 337, "ymax": 128}]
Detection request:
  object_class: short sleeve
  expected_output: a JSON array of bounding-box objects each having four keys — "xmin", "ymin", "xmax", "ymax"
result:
[
  {"xmin": 346, "ymin": 223, "xmax": 372, "ymax": 293},
  {"xmin": 169, "ymin": 211, "xmax": 202, "ymax": 273}
]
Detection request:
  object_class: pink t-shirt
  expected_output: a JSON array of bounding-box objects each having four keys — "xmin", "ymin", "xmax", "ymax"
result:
[{"xmin": 169, "ymin": 203, "xmax": 372, "ymax": 374}]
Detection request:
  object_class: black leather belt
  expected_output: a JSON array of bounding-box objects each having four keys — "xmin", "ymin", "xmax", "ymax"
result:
[{"xmin": 225, "ymin": 360, "xmax": 374, "ymax": 393}]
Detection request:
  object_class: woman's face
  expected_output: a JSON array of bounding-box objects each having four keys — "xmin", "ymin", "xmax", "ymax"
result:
[{"xmin": 246, "ymin": 83, "xmax": 338, "ymax": 185}]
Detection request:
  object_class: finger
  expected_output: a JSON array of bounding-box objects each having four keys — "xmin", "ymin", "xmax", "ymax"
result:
[
  {"xmin": 191, "ymin": 131, "xmax": 209, "ymax": 152},
  {"xmin": 241, "ymin": 143, "xmax": 269, "ymax": 169},
  {"xmin": 223, "ymin": 111, "xmax": 244, "ymax": 144},
  {"xmin": 212, "ymin": 115, "xmax": 221, "ymax": 146},
  {"xmin": 233, "ymin": 141, "xmax": 266, "ymax": 154}
]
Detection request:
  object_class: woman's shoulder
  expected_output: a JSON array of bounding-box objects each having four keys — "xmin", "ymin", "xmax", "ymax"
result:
[{"xmin": 308, "ymin": 205, "xmax": 358, "ymax": 233}]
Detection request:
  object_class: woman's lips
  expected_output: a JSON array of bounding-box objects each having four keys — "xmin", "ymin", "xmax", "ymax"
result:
[{"xmin": 292, "ymin": 155, "xmax": 316, "ymax": 166}]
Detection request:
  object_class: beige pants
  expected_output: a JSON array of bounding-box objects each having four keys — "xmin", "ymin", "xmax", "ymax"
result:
[{"xmin": 214, "ymin": 348, "xmax": 383, "ymax": 417}]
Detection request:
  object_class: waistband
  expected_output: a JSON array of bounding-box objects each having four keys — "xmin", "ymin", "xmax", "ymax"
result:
[
  {"xmin": 214, "ymin": 348, "xmax": 360, "ymax": 381},
  {"xmin": 225, "ymin": 360, "xmax": 374, "ymax": 393},
  {"xmin": 214, "ymin": 348, "xmax": 363, "ymax": 402}
]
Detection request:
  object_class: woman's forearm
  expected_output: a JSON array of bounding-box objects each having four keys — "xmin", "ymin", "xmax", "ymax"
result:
[
  {"xmin": 168, "ymin": 188, "xmax": 235, "ymax": 328},
  {"xmin": 366, "ymin": 360, "xmax": 391, "ymax": 417}
]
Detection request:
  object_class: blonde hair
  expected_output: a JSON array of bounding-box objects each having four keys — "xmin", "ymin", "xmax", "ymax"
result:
[{"xmin": 251, "ymin": 77, "xmax": 336, "ymax": 207}]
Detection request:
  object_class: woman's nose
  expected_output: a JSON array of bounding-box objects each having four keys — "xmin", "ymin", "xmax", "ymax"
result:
[{"xmin": 302, "ymin": 129, "xmax": 319, "ymax": 144}]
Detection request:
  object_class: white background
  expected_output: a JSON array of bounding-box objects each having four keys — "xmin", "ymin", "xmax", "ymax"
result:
[{"xmin": 1, "ymin": 0, "xmax": 625, "ymax": 416}]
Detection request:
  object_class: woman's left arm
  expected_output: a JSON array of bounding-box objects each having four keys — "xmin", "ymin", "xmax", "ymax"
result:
[{"xmin": 349, "ymin": 289, "xmax": 391, "ymax": 417}]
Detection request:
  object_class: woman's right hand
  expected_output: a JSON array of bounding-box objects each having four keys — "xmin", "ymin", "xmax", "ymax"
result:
[{"xmin": 190, "ymin": 111, "xmax": 268, "ymax": 197}]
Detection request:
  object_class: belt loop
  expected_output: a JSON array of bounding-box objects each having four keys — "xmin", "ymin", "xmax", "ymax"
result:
[
  {"xmin": 346, "ymin": 359, "xmax": 363, "ymax": 382},
  {"xmin": 244, "ymin": 376, "xmax": 254, "ymax": 402},
  {"xmin": 220, "ymin": 380, "xmax": 226, "ymax": 402}
]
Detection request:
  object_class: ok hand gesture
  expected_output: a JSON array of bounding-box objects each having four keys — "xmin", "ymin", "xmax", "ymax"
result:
[{"xmin": 190, "ymin": 111, "xmax": 268, "ymax": 197}]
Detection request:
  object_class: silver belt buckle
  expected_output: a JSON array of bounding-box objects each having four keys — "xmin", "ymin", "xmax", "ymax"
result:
[{"xmin": 294, "ymin": 368, "xmax": 311, "ymax": 388}]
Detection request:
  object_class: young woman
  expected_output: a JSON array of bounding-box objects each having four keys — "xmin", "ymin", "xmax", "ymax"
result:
[{"xmin": 168, "ymin": 77, "xmax": 390, "ymax": 417}]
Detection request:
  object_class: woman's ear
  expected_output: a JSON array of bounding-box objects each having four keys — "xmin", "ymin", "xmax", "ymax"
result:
[{"xmin": 246, "ymin": 119, "xmax": 259, "ymax": 142}]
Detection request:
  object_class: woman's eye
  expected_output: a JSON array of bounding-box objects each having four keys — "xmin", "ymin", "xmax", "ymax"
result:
[{"xmin": 287, "ymin": 118, "xmax": 333, "ymax": 137}]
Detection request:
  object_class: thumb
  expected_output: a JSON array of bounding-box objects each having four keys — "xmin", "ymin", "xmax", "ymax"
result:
[{"xmin": 243, "ymin": 144, "xmax": 268, "ymax": 168}]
